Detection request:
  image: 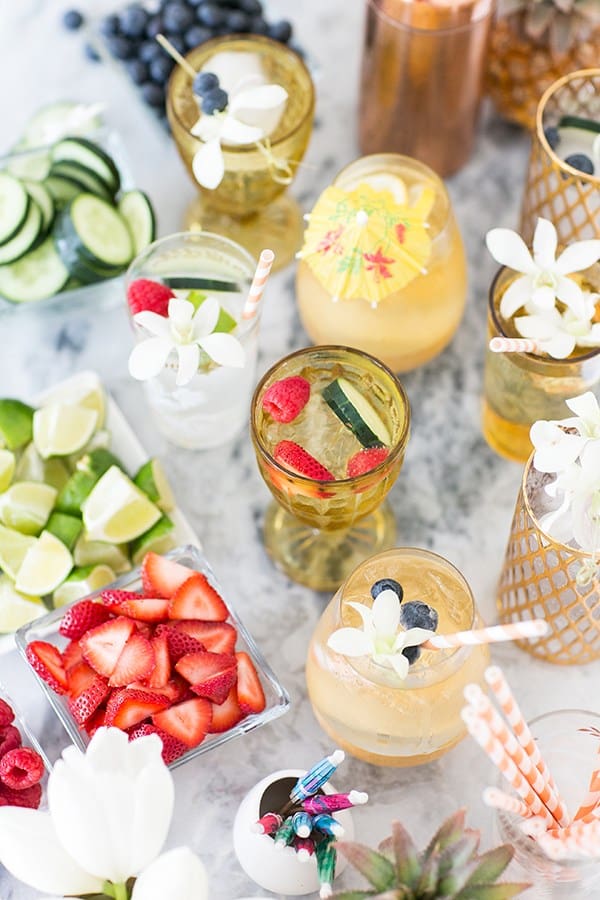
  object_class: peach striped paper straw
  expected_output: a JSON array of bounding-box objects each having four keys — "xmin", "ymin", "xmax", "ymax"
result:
[
  {"xmin": 489, "ymin": 337, "xmax": 540, "ymax": 354},
  {"xmin": 462, "ymin": 712, "xmax": 556, "ymax": 827},
  {"xmin": 242, "ymin": 249, "xmax": 275, "ymax": 320},
  {"xmin": 484, "ymin": 666, "xmax": 562, "ymax": 807},
  {"xmin": 575, "ymin": 749, "xmax": 600, "ymax": 821},
  {"xmin": 422, "ymin": 620, "xmax": 548, "ymax": 650},
  {"xmin": 483, "ymin": 786, "xmax": 532, "ymax": 819},
  {"xmin": 538, "ymin": 821, "xmax": 600, "ymax": 861},
  {"xmin": 464, "ymin": 685, "xmax": 567, "ymax": 825}
]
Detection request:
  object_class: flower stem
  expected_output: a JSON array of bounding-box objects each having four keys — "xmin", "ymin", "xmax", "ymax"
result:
[{"xmin": 114, "ymin": 882, "xmax": 129, "ymax": 900}]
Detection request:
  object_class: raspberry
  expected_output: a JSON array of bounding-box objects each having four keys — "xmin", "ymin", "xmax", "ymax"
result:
[
  {"xmin": 0, "ymin": 747, "xmax": 45, "ymax": 789},
  {"xmin": 0, "ymin": 782, "xmax": 42, "ymax": 809},
  {"xmin": 262, "ymin": 376, "xmax": 311, "ymax": 423},
  {"xmin": 127, "ymin": 279, "xmax": 173, "ymax": 317},
  {"xmin": 346, "ymin": 447, "xmax": 390, "ymax": 478},
  {"xmin": 0, "ymin": 698, "xmax": 14, "ymax": 727},
  {"xmin": 0, "ymin": 725, "xmax": 21, "ymax": 758}
]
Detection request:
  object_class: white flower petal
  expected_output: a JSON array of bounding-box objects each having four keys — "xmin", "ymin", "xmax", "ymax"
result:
[
  {"xmin": 191, "ymin": 115, "xmax": 222, "ymax": 142},
  {"xmin": 532, "ymin": 217, "xmax": 558, "ymax": 269},
  {"xmin": 556, "ymin": 275, "xmax": 586, "ymax": 318},
  {"xmin": 499, "ymin": 274, "xmax": 534, "ymax": 318},
  {"xmin": 566, "ymin": 391, "xmax": 600, "ymax": 424},
  {"xmin": 555, "ymin": 240, "xmax": 600, "ymax": 275},
  {"xmin": 531, "ymin": 284, "xmax": 556, "ymax": 310},
  {"xmin": 327, "ymin": 627, "xmax": 371, "ymax": 657},
  {"xmin": 514, "ymin": 314, "xmax": 559, "ymax": 341},
  {"xmin": 0, "ymin": 808, "xmax": 103, "ymax": 895},
  {"xmin": 175, "ymin": 343, "xmax": 200, "ymax": 386},
  {"xmin": 581, "ymin": 440, "xmax": 600, "ymax": 478},
  {"xmin": 531, "ymin": 428, "xmax": 586, "ymax": 472},
  {"xmin": 134, "ymin": 311, "xmax": 171, "ymax": 337},
  {"xmin": 192, "ymin": 139, "xmax": 225, "ymax": 190},
  {"xmin": 230, "ymin": 84, "xmax": 289, "ymax": 112},
  {"xmin": 168, "ymin": 298, "xmax": 195, "ymax": 334},
  {"xmin": 542, "ymin": 331, "xmax": 576, "ymax": 359},
  {"xmin": 571, "ymin": 491, "xmax": 600, "ymax": 552},
  {"xmin": 220, "ymin": 115, "xmax": 265, "ymax": 146},
  {"xmin": 486, "ymin": 228, "xmax": 537, "ymax": 275},
  {"xmin": 192, "ymin": 295, "xmax": 220, "ymax": 339},
  {"xmin": 347, "ymin": 601, "xmax": 374, "ymax": 631},
  {"xmin": 132, "ymin": 847, "xmax": 209, "ymax": 900},
  {"xmin": 128, "ymin": 338, "xmax": 173, "ymax": 381},
  {"xmin": 402, "ymin": 627, "xmax": 437, "ymax": 647},
  {"xmin": 389, "ymin": 653, "xmax": 410, "ymax": 679},
  {"xmin": 372, "ymin": 590, "xmax": 401, "ymax": 637},
  {"xmin": 199, "ymin": 332, "xmax": 246, "ymax": 368}
]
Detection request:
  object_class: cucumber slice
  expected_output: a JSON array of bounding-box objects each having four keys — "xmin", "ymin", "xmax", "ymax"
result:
[
  {"xmin": 44, "ymin": 174, "xmax": 82, "ymax": 207},
  {"xmin": 49, "ymin": 161, "xmax": 113, "ymax": 202},
  {"xmin": 162, "ymin": 276, "xmax": 243, "ymax": 292},
  {"xmin": 20, "ymin": 102, "xmax": 103, "ymax": 148},
  {"xmin": 321, "ymin": 377, "xmax": 392, "ymax": 448},
  {"xmin": 0, "ymin": 173, "xmax": 30, "ymax": 246},
  {"xmin": 118, "ymin": 190, "xmax": 156, "ymax": 255},
  {"xmin": 0, "ymin": 237, "xmax": 69, "ymax": 303},
  {"xmin": 59, "ymin": 194, "xmax": 132, "ymax": 269},
  {"xmin": 23, "ymin": 180, "xmax": 55, "ymax": 232},
  {"xmin": 6, "ymin": 148, "xmax": 51, "ymax": 182},
  {"xmin": 52, "ymin": 137, "xmax": 120, "ymax": 195},
  {"xmin": 0, "ymin": 202, "xmax": 42, "ymax": 265},
  {"xmin": 558, "ymin": 115, "xmax": 600, "ymax": 135}
]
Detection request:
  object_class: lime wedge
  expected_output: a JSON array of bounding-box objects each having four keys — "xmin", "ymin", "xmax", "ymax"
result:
[
  {"xmin": 133, "ymin": 459, "xmax": 175, "ymax": 512},
  {"xmin": 0, "ymin": 524, "xmax": 36, "ymax": 579},
  {"xmin": 188, "ymin": 291, "xmax": 237, "ymax": 333},
  {"xmin": 0, "ymin": 450, "xmax": 15, "ymax": 492},
  {"xmin": 46, "ymin": 511, "xmax": 83, "ymax": 550},
  {"xmin": 56, "ymin": 471, "xmax": 97, "ymax": 516},
  {"xmin": 53, "ymin": 563, "xmax": 115, "ymax": 608},
  {"xmin": 0, "ymin": 575, "xmax": 43, "ymax": 632},
  {"xmin": 0, "ymin": 399, "xmax": 34, "ymax": 451},
  {"xmin": 130, "ymin": 515, "xmax": 175, "ymax": 565},
  {"xmin": 41, "ymin": 372, "xmax": 106, "ymax": 429},
  {"xmin": 0, "ymin": 481, "xmax": 57, "ymax": 535},
  {"xmin": 15, "ymin": 530, "xmax": 73, "ymax": 596},
  {"xmin": 33, "ymin": 402, "xmax": 98, "ymax": 459},
  {"xmin": 73, "ymin": 534, "xmax": 131, "ymax": 574},
  {"xmin": 67, "ymin": 429, "xmax": 111, "ymax": 469},
  {"xmin": 76, "ymin": 448, "xmax": 122, "ymax": 479},
  {"xmin": 14, "ymin": 442, "xmax": 70, "ymax": 491},
  {"xmin": 82, "ymin": 466, "xmax": 161, "ymax": 543}
]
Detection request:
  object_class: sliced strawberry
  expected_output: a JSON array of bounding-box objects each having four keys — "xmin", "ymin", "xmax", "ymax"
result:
[
  {"xmin": 209, "ymin": 686, "xmax": 243, "ymax": 733},
  {"xmin": 26, "ymin": 641, "xmax": 68, "ymax": 695},
  {"xmin": 80, "ymin": 617, "xmax": 136, "ymax": 678},
  {"xmin": 236, "ymin": 652, "xmax": 266, "ymax": 715},
  {"xmin": 127, "ymin": 278, "xmax": 173, "ymax": 317},
  {"xmin": 83, "ymin": 704, "xmax": 107, "ymax": 738},
  {"xmin": 152, "ymin": 697, "xmax": 212, "ymax": 748},
  {"xmin": 101, "ymin": 589, "xmax": 147, "ymax": 609},
  {"xmin": 115, "ymin": 597, "xmax": 170, "ymax": 623},
  {"xmin": 69, "ymin": 676, "xmax": 109, "ymax": 727},
  {"xmin": 127, "ymin": 676, "xmax": 188, "ymax": 704},
  {"xmin": 146, "ymin": 634, "xmax": 170, "ymax": 689},
  {"xmin": 105, "ymin": 688, "xmax": 168, "ymax": 730},
  {"xmin": 346, "ymin": 446, "xmax": 390, "ymax": 478},
  {"xmin": 62, "ymin": 640, "xmax": 84, "ymax": 674},
  {"xmin": 175, "ymin": 620, "xmax": 237, "ymax": 655},
  {"xmin": 274, "ymin": 440, "xmax": 335, "ymax": 482},
  {"xmin": 67, "ymin": 661, "xmax": 98, "ymax": 698},
  {"xmin": 128, "ymin": 723, "xmax": 188, "ymax": 765},
  {"xmin": 109, "ymin": 633, "xmax": 155, "ymax": 687},
  {"xmin": 59, "ymin": 600, "xmax": 111, "ymax": 641},
  {"xmin": 175, "ymin": 651, "xmax": 237, "ymax": 705},
  {"xmin": 134, "ymin": 621, "xmax": 154, "ymax": 639},
  {"xmin": 155, "ymin": 624, "xmax": 205, "ymax": 663},
  {"xmin": 141, "ymin": 552, "xmax": 195, "ymax": 599},
  {"xmin": 262, "ymin": 376, "xmax": 311, "ymax": 423},
  {"xmin": 168, "ymin": 573, "xmax": 228, "ymax": 622}
]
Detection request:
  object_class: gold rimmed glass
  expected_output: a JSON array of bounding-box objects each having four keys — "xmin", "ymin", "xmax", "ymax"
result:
[
  {"xmin": 251, "ymin": 345, "xmax": 410, "ymax": 591},
  {"xmin": 167, "ymin": 35, "xmax": 315, "ymax": 271}
]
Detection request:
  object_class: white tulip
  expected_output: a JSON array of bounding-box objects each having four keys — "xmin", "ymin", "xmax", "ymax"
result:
[{"xmin": 131, "ymin": 847, "xmax": 208, "ymax": 900}]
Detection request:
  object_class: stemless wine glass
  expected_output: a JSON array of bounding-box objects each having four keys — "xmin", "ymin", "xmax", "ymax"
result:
[
  {"xmin": 306, "ymin": 547, "xmax": 490, "ymax": 766},
  {"xmin": 167, "ymin": 35, "xmax": 315, "ymax": 270},
  {"xmin": 251, "ymin": 346, "xmax": 410, "ymax": 591}
]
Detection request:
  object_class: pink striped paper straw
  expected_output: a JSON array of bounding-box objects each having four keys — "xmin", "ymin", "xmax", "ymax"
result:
[
  {"xmin": 242, "ymin": 249, "xmax": 275, "ymax": 320},
  {"xmin": 538, "ymin": 821, "xmax": 600, "ymax": 860},
  {"xmin": 483, "ymin": 786, "xmax": 532, "ymax": 819},
  {"xmin": 489, "ymin": 337, "xmax": 540, "ymax": 354},
  {"xmin": 422, "ymin": 620, "xmax": 548, "ymax": 650},
  {"xmin": 575, "ymin": 749, "xmax": 600, "ymax": 821}
]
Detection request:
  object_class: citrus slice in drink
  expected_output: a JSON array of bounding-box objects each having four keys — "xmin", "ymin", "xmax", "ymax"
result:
[
  {"xmin": 53, "ymin": 563, "xmax": 115, "ymax": 608},
  {"xmin": 45, "ymin": 511, "xmax": 83, "ymax": 551},
  {"xmin": 73, "ymin": 534, "xmax": 131, "ymax": 574},
  {"xmin": 0, "ymin": 575, "xmax": 44, "ymax": 632},
  {"xmin": 33, "ymin": 402, "xmax": 98, "ymax": 459},
  {"xmin": 133, "ymin": 459, "xmax": 175, "ymax": 512},
  {"xmin": 14, "ymin": 442, "xmax": 70, "ymax": 491},
  {"xmin": 0, "ymin": 399, "xmax": 34, "ymax": 451},
  {"xmin": 41, "ymin": 372, "xmax": 106, "ymax": 428},
  {"xmin": 0, "ymin": 450, "xmax": 15, "ymax": 492},
  {"xmin": 82, "ymin": 466, "xmax": 161, "ymax": 543},
  {"xmin": 0, "ymin": 524, "xmax": 36, "ymax": 579},
  {"xmin": 0, "ymin": 481, "xmax": 57, "ymax": 535},
  {"xmin": 344, "ymin": 173, "xmax": 407, "ymax": 206},
  {"xmin": 130, "ymin": 515, "xmax": 175, "ymax": 565},
  {"xmin": 15, "ymin": 530, "xmax": 73, "ymax": 596}
]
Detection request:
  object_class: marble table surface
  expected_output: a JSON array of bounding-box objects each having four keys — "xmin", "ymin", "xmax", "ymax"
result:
[{"xmin": 1, "ymin": 2, "xmax": 599, "ymax": 898}]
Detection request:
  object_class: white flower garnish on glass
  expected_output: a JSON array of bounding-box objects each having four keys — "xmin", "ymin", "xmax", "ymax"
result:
[
  {"xmin": 191, "ymin": 82, "xmax": 288, "ymax": 190},
  {"xmin": 486, "ymin": 217, "xmax": 600, "ymax": 322},
  {"xmin": 326, "ymin": 589, "xmax": 435, "ymax": 680},
  {"xmin": 514, "ymin": 291, "xmax": 600, "ymax": 360},
  {"xmin": 128, "ymin": 296, "xmax": 245, "ymax": 387}
]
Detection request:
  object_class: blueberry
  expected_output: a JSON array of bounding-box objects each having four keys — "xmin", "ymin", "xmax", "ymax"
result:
[
  {"xmin": 84, "ymin": 42, "xmax": 101, "ymax": 62},
  {"xmin": 62, "ymin": 9, "xmax": 84, "ymax": 30},
  {"xmin": 100, "ymin": 13, "xmax": 119, "ymax": 36},
  {"xmin": 197, "ymin": 4, "xmax": 226, "ymax": 27},
  {"xmin": 139, "ymin": 40, "xmax": 162, "ymax": 62},
  {"xmin": 164, "ymin": 32, "xmax": 186, "ymax": 55},
  {"xmin": 226, "ymin": 10, "xmax": 250, "ymax": 31},
  {"xmin": 565, "ymin": 153, "xmax": 595, "ymax": 175},
  {"xmin": 149, "ymin": 55, "xmax": 174, "ymax": 83},
  {"xmin": 141, "ymin": 82, "xmax": 166, "ymax": 108},
  {"xmin": 187, "ymin": 0, "xmax": 207, "ymax": 5},
  {"xmin": 163, "ymin": 2, "xmax": 195, "ymax": 32},
  {"xmin": 399, "ymin": 600, "xmax": 439, "ymax": 632},
  {"xmin": 146, "ymin": 16, "xmax": 165, "ymax": 39},
  {"xmin": 239, "ymin": 0, "xmax": 262, "ymax": 12},
  {"xmin": 193, "ymin": 70, "xmax": 219, "ymax": 96},
  {"xmin": 544, "ymin": 126, "xmax": 560, "ymax": 151},
  {"xmin": 126, "ymin": 59, "xmax": 149, "ymax": 84},
  {"xmin": 268, "ymin": 19, "xmax": 293, "ymax": 43},
  {"xmin": 120, "ymin": 4, "xmax": 148, "ymax": 38},
  {"xmin": 106, "ymin": 35, "xmax": 135, "ymax": 60},
  {"xmin": 185, "ymin": 25, "xmax": 212, "ymax": 48},
  {"xmin": 249, "ymin": 16, "xmax": 269, "ymax": 34},
  {"xmin": 370, "ymin": 578, "xmax": 403, "ymax": 602},
  {"xmin": 202, "ymin": 87, "xmax": 229, "ymax": 114}
]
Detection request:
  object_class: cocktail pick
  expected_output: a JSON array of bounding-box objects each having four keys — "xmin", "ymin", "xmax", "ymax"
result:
[
  {"xmin": 302, "ymin": 791, "xmax": 369, "ymax": 815},
  {"xmin": 294, "ymin": 836, "xmax": 315, "ymax": 862},
  {"xmin": 313, "ymin": 813, "xmax": 344, "ymax": 837},
  {"xmin": 316, "ymin": 837, "xmax": 337, "ymax": 899},
  {"xmin": 273, "ymin": 816, "xmax": 295, "ymax": 849},
  {"xmin": 292, "ymin": 810, "xmax": 313, "ymax": 838},
  {"xmin": 155, "ymin": 33, "xmax": 196, "ymax": 79},
  {"xmin": 289, "ymin": 750, "xmax": 346, "ymax": 804},
  {"xmin": 251, "ymin": 812, "xmax": 283, "ymax": 835}
]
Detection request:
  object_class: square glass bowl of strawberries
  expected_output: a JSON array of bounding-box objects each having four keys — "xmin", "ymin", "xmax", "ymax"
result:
[{"xmin": 16, "ymin": 545, "xmax": 289, "ymax": 769}]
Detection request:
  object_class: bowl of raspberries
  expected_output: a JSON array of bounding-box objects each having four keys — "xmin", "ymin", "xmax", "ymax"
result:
[{"xmin": 0, "ymin": 693, "xmax": 47, "ymax": 810}]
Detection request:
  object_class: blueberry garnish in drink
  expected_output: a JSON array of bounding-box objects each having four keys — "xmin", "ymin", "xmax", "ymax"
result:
[
  {"xmin": 543, "ymin": 126, "xmax": 560, "ymax": 151},
  {"xmin": 370, "ymin": 578, "xmax": 403, "ymax": 601},
  {"xmin": 193, "ymin": 72, "xmax": 229, "ymax": 116},
  {"xmin": 565, "ymin": 153, "xmax": 594, "ymax": 175},
  {"xmin": 399, "ymin": 600, "xmax": 439, "ymax": 664}
]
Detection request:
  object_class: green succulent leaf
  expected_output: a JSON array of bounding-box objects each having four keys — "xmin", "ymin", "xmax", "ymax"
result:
[
  {"xmin": 379, "ymin": 821, "xmax": 420, "ymax": 889},
  {"xmin": 415, "ymin": 850, "xmax": 440, "ymax": 897},
  {"xmin": 460, "ymin": 846, "xmax": 515, "ymax": 888},
  {"xmin": 423, "ymin": 810, "xmax": 467, "ymax": 860},
  {"xmin": 337, "ymin": 842, "xmax": 396, "ymax": 892},
  {"xmin": 330, "ymin": 892, "xmax": 379, "ymax": 899},
  {"xmin": 436, "ymin": 835, "xmax": 481, "ymax": 895},
  {"xmin": 454, "ymin": 884, "xmax": 530, "ymax": 900}
]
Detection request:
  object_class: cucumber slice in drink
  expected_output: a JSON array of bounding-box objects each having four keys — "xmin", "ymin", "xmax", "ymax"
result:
[
  {"xmin": 133, "ymin": 459, "xmax": 175, "ymax": 512},
  {"xmin": 558, "ymin": 115, "xmax": 600, "ymax": 134},
  {"xmin": 118, "ymin": 190, "xmax": 156, "ymax": 255},
  {"xmin": 162, "ymin": 276, "xmax": 243, "ymax": 292},
  {"xmin": 0, "ymin": 173, "xmax": 30, "ymax": 246},
  {"xmin": 0, "ymin": 399, "xmax": 34, "ymax": 450},
  {"xmin": 45, "ymin": 511, "xmax": 83, "ymax": 550},
  {"xmin": 321, "ymin": 377, "xmax": 391, "ymax": 448},
  {"xmin": 0, "ymin": 237, "xmax": 69, "ymax": 303}
]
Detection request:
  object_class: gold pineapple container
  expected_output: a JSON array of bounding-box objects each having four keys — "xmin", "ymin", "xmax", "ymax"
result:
[
  {"xmin": 520, "ymin": 69, "xmax": 600, "ymax": 246},
  {"xmin": 497, "ymin": 457, "xmax": 600, "ymax": 665}
]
